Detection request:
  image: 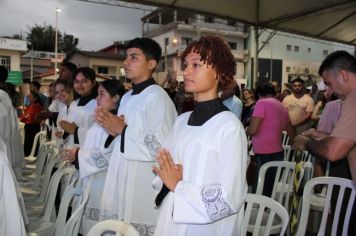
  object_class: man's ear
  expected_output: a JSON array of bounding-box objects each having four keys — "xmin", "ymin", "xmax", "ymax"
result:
[
  {"xmin": 340, "ymin": 70, "xmax": 349, "ymax": 83},
  {"xmin": 148, "ymin": 59, "xmax": 157, "ymax": 70}
]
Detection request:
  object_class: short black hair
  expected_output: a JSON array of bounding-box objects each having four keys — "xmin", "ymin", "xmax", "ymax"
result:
[
  {"xmin": 256, "ymin": 83, "xmax": 276, "ymax": 97},
  {"xmin": 127, "ymin": 38, "xmax": 162, "ymax": 63},
  {"xmin": 31, "ymin": 81, "xmax": 41, "ymax": 90},
  {"xmin": 291, "ymin": 77, "xmax": 305, "ymax": 84},
  {"xmin": 319, "ymin": 50, "xmax": 356, "ymax": 76},
  {"xmin": 61, "ymin": 61, "xmax": 78, "ymax": 74},
  {"xmin": 100, "ymin": 79, "xmax": 126, "ymax": 98},
  {"xmin": 0, "ymin": 65, "xmax": 8, "ymax": 84}
]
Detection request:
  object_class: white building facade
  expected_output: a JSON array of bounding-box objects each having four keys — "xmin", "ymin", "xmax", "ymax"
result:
[{"xmin": 142, "ymin": 9, "xmax": 248, "ymax": 85}]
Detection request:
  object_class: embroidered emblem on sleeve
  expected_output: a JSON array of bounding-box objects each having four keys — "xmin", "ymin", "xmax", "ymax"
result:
[
  {"xmin": 201, "ymin": 183, "xmax": 232, "ymax": 221},
  {"xmin": 92, "ymin": 149, "xmax": 108, "ymax": 168},
  {"xmin": 144, "ymin": 134, "xmax": 162, "ymax": 159}
]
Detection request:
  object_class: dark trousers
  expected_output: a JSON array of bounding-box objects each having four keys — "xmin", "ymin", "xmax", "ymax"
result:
[
  {"xmin": 252, "ymin": 151, "xmax": 284, "ymax": 197},
  {"xmin": 24, "ymin": 123, "xmax": 41, "ymax": 156}
]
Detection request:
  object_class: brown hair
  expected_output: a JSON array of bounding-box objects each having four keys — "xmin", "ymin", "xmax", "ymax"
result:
[{"xmin": 181, "ymin": 35, "xmax": 236, "ymax": 91}]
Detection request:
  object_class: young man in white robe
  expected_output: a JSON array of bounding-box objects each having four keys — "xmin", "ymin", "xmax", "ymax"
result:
[
  {"xmin": 153, "ymin": 36, "xmax": 249, "ymax": 236},
  {"xmin": 0, "ymin": 65, "xmax": 24, "ymax": 180},
  {"xmin": 64, "ymin": 80, "xmax": 126, "ymax": 235},
  {"xmin": 95, "ymin": 38, "xmax": 177, "ymax": 235}
]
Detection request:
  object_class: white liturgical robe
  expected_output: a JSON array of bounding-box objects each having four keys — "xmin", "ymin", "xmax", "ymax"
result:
[
  {"xmin": 101, "ymin": 84, "xmax": 177, "ymax": 235},
  {"xmin": 0, "ymin": 90, "xmax": 24, "ymax": 179},
  {"xmin": 154, "ymin": 111, "xmax": 249, "ymax": 236},
  {"xmin": 78, "ymin": 122, "xmax": 117, "ymax": 235},
  {"xmin": 57, "ymin": 98, "xmax": 96, "ymax": 147},
  {"xmin": 0, "ymin": 137, "xmax": 26, "ymax": 236}
]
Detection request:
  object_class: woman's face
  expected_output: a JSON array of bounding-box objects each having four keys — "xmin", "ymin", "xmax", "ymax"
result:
[
  {"xmin": 183, "ymin": 51, "xmax": 218, "ymax": 101},
  {"xmin": 96, "ymin": 85, "xmax": 117, "ymax": 111},
  {"xmin": 73, "ymin": 72, "xmax": 96, "ymax": 97},
  {"xmin": 28, "ymin": 93, "xmax": 36, "ymax": 104},
  {"xmin": 243, "ymin": 90, "xmax": 252, "ymax": 100},
  {"xmin": 323, "ymin": 89, "xmax": 332, "ymax": 100},
  {"xmin": 55, "ymin": 84, "xmax": 72, "ymax": 104}
]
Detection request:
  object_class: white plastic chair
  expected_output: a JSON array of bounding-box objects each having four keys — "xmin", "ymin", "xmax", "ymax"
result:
[
  {"xmin": 252, "ymin": 161, "xmax": 296, "ymax": 234},
  {"xmin": 22, "ymin": 142, "xmax": 56, "ymax": 183},
  {"xmin": 18, "ymin": 121, "xmax": 25, "ymax": 144},
  {"xmin": 256, "ymin": 161, "xmax": 296, "ymax": 211},
  {"xmin": 87, "ymin": 220, "xmax": 140, "ymax": 236},
  {"xmin": 242, "ymin": 193, "xmax": 289, "ymax": 236},
  {"xmin": 21, "ymin": 151, "xmax": 60, "ymax": 202},
  {"xmin": 25, "ymin": 165, "xmax": 77, "ymax": 220},
  {"xmin": 27, "ymin": 187, "xmax": 88, "ymax": 236},
  {"xmin": 296, "ymin": 177, "xmax": 356, "ymax": 236},
  {"xmin": 25, "ymin": 130, "xmax": 47, "ymax": 159}
]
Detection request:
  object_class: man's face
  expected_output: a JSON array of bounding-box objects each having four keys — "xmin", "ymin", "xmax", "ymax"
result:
[
  {"xmin": 123, "ymin": 48, "xmax": 154, "ymax": 84},
  {"xmin": 60, "ymin": 66, "xmax": 73, "ymax": 81},
  {"xmin": 271, "ymin": 81, "xmax": 280, "ymax": 93},
  {"xmin": 322, "ymin": 70, "xmax": 346, "ymax": 100},
  {"xmin": 292, "ymin": 81, "xmax": 304, "ymax": 95}
]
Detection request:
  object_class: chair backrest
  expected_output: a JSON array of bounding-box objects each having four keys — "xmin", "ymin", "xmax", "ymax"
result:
[
  {"xmin": 297, "ymin": 177, "xmax": 356, "ymax": 236},
  {"xmin": 282, "ymin": 131, "xmax": 290, "ymax": 146},
  {"xmin": 55, "ymin": 187, "xmax": 89, "ymax": 236},
  {"xmin": 32, "ymin": 141, "xmax": 56, "ymax": 179},
  {"xmin": 30, "ymin": 153, "xmax": 61, "ymax": 204},
  {"xmin": 242, "ymin": 193, "xmax": 289, "ymax": 236},
  {"xmin": 18, "ymin": 122, "xmax": 25, "ymax": 144},
  {"xmin": 256, "ymin": 161, "xmax": 296, "ymax": 211},
  {"xmin": 40, "ymin": 166, "xmax": 77, "ymax": 222},
  {"xmin": 28, "ymin": 130, "xmax": 47, "ymax": 158},
  {"xmin": 283, "ymin": 145, "xmax": 292, "ymax": 161},
  {"xmin": 290, "ymin": 150, "xmax": 314, "ymax": 162},
  {"xmin": 87, "ymin": 220, "xmax": 140, "ymax": 236}
]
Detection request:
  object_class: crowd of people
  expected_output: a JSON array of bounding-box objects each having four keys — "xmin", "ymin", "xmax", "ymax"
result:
[{"xmin": 0, "ymin": 35, "xmax": 355, "ymax": 236}]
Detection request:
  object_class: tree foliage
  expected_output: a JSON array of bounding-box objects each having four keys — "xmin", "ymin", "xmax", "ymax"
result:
[{"xmin": 26, "ymin": 23, "xmax": 79, "ymax": 59}]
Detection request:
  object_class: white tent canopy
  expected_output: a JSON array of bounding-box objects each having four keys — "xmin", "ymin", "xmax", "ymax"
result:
[{"xmin": 118, "ymin": 0, "xmax": 356, "ymax": 46}]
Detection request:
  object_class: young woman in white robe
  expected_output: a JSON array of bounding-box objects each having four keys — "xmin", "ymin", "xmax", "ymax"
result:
[
  {"xmin": 153, "ymin": 36, "xmax": 249, "ymax": 236},
  {"xmin": 65, "ymin": 80, "xmax": 126, "ymax": 235},
  {"xmin": 58, "ymin": 67, "xmax": 97, "ymax": 148},
  {"xmin": 95, "ymin": 38, "xmax": 177, "ymax": 235},
  {"xmin": 52, "ymin": 80, "xmax": 73, "ymax": 146}
]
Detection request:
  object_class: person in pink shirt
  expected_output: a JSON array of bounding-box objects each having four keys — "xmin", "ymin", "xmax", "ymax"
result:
[{"xmin": 247, "ymin": 83, "xmax": 295, "ymax": 196}]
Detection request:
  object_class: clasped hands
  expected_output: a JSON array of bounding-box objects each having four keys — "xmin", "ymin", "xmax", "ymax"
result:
[
  {"xmin": 294, "ymin": 128, "xmax": 328, "ymax": 151},
  {"xmin": 59, "ymin": 120, "xmax": 77, "ymax": 134},
  {"xmin": 153, "ymin": 149, "xmax": 183, "ymax": 192},
  {"xmin": 95, "ymin": 107, "xmax": 126, "ymax": 136}
]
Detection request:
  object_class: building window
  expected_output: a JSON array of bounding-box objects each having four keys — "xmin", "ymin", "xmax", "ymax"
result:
[
  {"xmin": 0, "ymin": 56, "xmax": 11, "ymax": 71},
  {"xmin": 228, "ymin": 42, "xmax": 237, "ymax": 50},
  {"xmin": 294, "ymin": 45, "xmax": 300, "ymax": 52},
  {"xmin": 227, "ymin": 19, "xmax": 236, "ymax": 26},
  {"xmin": 204, "ymin": 16, "xmax": 215, "ymax": 23},
  {"xmin": 323, "ymin": 50, "xmax": 329, "ymax": 57},
  {"xmin": 164, "ymin": 37, "xmax": 169, "ymax": 46},
  {"xmin": 307, "ymin": 47, "xmax": 311, "ymax": 53},
  {"xmin": 286, "ymin": 45, "xmax": 292, "ymax": 51},
  {"xmin": 98, "ymin": 66, "xmax": 108, "ymax": 75},
  {"xmin": 286, "ymin": 66, "xmax": 291, "ymax": 72},
  {"xmin": 181, "ymin": 37, "xmax": 192, "ymax": 46}
]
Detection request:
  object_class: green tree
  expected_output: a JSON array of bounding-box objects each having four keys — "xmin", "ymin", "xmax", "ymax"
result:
[{"xmin": 26, "ymin": 23, "xmax": 79, "ymax": 59}]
